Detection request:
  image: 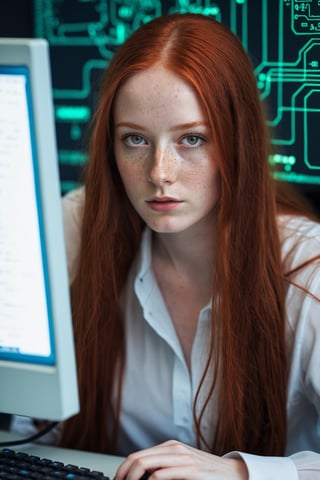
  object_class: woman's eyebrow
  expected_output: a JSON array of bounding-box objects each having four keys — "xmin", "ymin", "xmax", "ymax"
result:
[
  {"xmin": 170, "ymin": 121, "xmax": 208, "ymax": 132},
  {"xmin": 115, "ymin": 121, "xmax": 208, "ymax": 131},
  {"xmin": 115, "ymin": 121, "xmax": 147, "ymax": 130}
]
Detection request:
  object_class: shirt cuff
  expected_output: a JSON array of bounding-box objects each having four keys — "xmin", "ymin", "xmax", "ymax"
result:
[{"xmin": 224, "ymin": 451, "xmax": 299, "ymax": 480}]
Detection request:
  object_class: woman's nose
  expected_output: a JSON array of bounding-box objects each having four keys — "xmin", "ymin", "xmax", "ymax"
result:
[{"xmin": 148, "ymin": 146, "xmax": 178, "ymax": 186}]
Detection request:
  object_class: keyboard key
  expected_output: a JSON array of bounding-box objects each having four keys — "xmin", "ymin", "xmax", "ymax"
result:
[{"xmin": 0, "ymin": 448, "xmax": 110, "ymax": 479}]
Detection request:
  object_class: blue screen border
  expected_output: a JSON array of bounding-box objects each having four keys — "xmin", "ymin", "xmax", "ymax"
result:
[{"xmin": 0, "ymin": 65, "xmax": 56, "ymax": 366}]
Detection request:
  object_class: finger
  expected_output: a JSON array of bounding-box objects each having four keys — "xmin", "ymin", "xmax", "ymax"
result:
[
  {"xmin": 114, "ymin": 443, "xmax": 180, "ymax": 479},
  {"xmin": 117, "ymin": 452, "xmax": 193, "ymax": 480},
  {"xmin": 114, "ymin": 441, "xmax": 196, "ymax": 480},
  {"xmin": 115, "ymin": 451, "xmax": 154, "ymax": 480},
  {"xmin": 145, "ymin": 465, "xmax": 209, "ymax": 480}
]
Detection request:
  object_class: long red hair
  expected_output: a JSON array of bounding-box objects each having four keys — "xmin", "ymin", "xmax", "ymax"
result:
[{"xmin": 60, "ymin": 13, "xmax": 310, "ymax": 455}]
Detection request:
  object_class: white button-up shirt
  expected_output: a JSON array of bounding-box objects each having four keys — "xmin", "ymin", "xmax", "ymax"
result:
[
  {"xmin": 118, "ymin": 226, "xmax": 217, "ymax": 453},
  {"xmin": 59, "ymin": 189, "xmax": 320, "ymax": 479}
]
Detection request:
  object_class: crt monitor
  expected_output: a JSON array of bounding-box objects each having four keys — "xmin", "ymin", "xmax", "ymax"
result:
[{"xmin": 0, "ymin": 38, "xmax": 79, "ymax": 421}]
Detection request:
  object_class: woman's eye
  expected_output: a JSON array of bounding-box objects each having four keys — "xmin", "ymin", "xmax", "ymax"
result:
[
  {"xmin": 180, "ymin": 135, "xmax": 204, "ymax": 147},
  {"xmin": 124, "ymin": 135, "xmax": 147, "ymax": 146}
]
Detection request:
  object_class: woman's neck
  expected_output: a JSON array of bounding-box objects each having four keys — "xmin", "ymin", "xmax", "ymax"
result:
[
  {"xmin": 151, "ymin": 222, "xmax": 217, "ymax": 368},
  {"xmin": 152, "ymin": 222, "xmax": 217, "ymax": 285}
]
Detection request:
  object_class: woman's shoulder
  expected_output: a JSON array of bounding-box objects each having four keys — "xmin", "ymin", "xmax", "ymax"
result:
[
  {"xmin": 62, "ymin": 186, "xmax": 85, "ymax": 283},
  {"xmin": 62, "ymin": 185, "xmax": 85, "ymax": 211},
  {"xmin": 62, "ymin": 186, "xmax": 85, "ymax": 233},
  {"xmin": 278, "ymin": 213, "xmax": 320, "ymax": 298},
  {"xmin": 278, "ymin": 213, "xmax": 320, "ymax": 259},
  {"xmin": 281, "ymin": 216, "xmax": 320, "ymax": 396}
]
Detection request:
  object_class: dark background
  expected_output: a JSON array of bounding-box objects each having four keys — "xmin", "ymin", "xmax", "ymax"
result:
[{"xmin": 1, "ymin": 0, "xmax": 320, "ymax": 213}]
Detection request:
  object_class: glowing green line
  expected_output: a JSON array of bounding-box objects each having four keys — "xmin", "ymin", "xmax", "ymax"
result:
[
  {"xmin": 255, "ymin": 38, "xmax": 319, "ymax": 79},
  {"xmin": 53, "ymin": 59, "xmax": 108, "ymax": 99},
  {"xmin": 261, "ymin": 0, "xmax": 268, "ymax": 64},
  {"xmin": 304, "ymin": 89, "xmax": 320, "ymax": 169},
  {"xmin": 55, "ymin": 106, "xmax": 91, "ymax": 122},
  {"xmin": 292, "ymin": 1, "xmax": 320, "ymax": 35},
  {"xmin": 59, "ymin": 150, "xmax": 88, "ymax": 166},
  {"xmin": 272, "ymin": 0, "xmax": 284, "ymax": 129},
  {"xmin": 273, "ymin": 172, "xmax": 320, "ymax": 185},
  {"xmin": 230, "ymin": 0, "xmax": 236, "ymax": 34}
]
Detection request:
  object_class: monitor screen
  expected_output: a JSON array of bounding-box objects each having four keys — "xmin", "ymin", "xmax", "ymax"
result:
[{"xmin": 0, "ymin": 38, "xmax": 79, "ymax": 421}]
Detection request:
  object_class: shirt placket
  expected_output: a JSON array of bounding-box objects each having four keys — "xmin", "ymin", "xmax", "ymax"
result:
[{"xmin": 172, "ymin": 355, "xmax": 194, "ymax": 445}]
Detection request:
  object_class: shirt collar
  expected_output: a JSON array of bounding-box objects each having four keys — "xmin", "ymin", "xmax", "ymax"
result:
[{"xmin": 134, "ymin": 227, "xmax": 212, "ymax": 316}]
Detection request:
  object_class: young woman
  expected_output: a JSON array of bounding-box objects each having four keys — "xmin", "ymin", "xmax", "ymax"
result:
[{"xmin": 60, "ymin": 13, "xmax": 320, "ymax": 479}]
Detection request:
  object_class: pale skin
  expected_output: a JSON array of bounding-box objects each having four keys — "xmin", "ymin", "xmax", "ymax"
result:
[{"xmin": 113, "ymin": 64, "xmax": 248, "ymax": 480}]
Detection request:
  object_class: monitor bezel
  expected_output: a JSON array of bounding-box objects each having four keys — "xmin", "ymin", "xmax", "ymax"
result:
[{"xmin": 0, "ymin": 38, "xmax": 79, "ymax": 421}]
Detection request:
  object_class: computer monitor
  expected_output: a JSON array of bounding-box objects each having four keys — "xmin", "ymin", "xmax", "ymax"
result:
[{"xmin": 0, "ymin": 38, "xmax": 79, "ymax": 421}]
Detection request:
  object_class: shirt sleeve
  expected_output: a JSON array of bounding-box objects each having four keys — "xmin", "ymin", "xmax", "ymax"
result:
[
  {"xmin": 61, "ymin": 187, "xmax": 84, "ymax": 283},
  {"xmin": 224, "ymin": 450, "xmax": 320, "ymax": 480},
  {"xmin": 299, "ymin": 265, "xmax": 320, "ymax": 420},
  {"xmin": 223, "ymin": 265, "xmax": 320, "ymax": 478}
]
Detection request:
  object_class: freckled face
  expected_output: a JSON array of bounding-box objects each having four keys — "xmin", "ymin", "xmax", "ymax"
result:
[{"xmin": 113, "ymin": 65, "xmax": 221, "ymax": 235}]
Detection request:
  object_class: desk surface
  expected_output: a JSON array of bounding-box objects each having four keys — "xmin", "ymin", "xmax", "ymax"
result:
[{"xmin": 0, "ymin": 430, "xmax": 124, "ymax": 477}]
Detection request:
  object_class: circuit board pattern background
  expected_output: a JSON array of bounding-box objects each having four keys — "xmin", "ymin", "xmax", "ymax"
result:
[{"xmin": 34, "ymin": 0, "xmax": 320, "ymax": 193}]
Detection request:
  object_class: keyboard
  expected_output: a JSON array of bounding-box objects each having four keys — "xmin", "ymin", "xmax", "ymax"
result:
[{"xmin": 0, "ymin": 448, "xmax": 111, "ymax": 479}]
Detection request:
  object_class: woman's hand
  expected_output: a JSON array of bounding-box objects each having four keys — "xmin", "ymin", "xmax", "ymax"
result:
[{"xmin": 114, "ymin": 440, "xmax": 248, "ymax": 480}]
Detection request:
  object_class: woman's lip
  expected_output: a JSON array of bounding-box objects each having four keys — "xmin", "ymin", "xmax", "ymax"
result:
[
  {"xmin": 147, "ymin": 196, "xmax": 182, "ymax": 202},
  {"xmin": 146, "ymin": 198, "xmax": 183, "ymax": 212}
]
